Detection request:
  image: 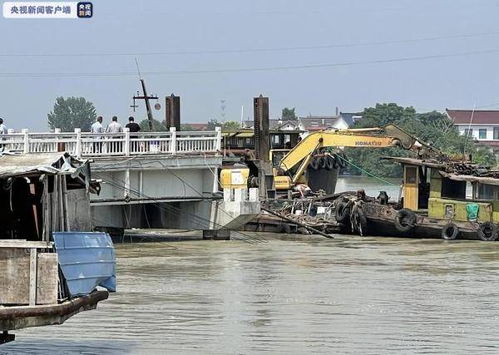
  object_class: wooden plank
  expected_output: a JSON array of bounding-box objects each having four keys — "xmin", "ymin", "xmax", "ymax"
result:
[
  {"xmin": 42, "ymin": 178, "xmax": 50, "ymax": 242},
  {"xmin": 0, "ymin": 241, "xmax": 52, "ymax": 249},
  {"xmin": 29, "ymin": 249, "xmax": 37, "ymax": 306},
  {"xmin": 36, "ymin": 253, "xmax": 58, "ymax": 305},
  {"xmin": 62, "ymin": 175, "xmax": 70, "ymax": 231},
  {"xmin": 58, "ymin": 175, "xmax": 65, "ymax": 231},
  {"xmin": 0, "ymin": 248, "xmax": 30, "ymax": 305},
  {"xmin": 52, "ymin": 176, "xmax": 59, "ymax": 232}
]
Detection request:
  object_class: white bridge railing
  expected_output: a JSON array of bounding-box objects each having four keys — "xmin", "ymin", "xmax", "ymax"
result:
[{"xmin": 1, "ymin": 127, "xmax": 222, "ymax": 158}]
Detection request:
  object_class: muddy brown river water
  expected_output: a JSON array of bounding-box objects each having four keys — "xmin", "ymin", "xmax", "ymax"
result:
[
  {"xmin": 3, "ymin": 235, "xmax": 499, "ymax": 354},
  {"xmin": 3, "ymin": 178, "xmax": 498, "ymax": 354}
]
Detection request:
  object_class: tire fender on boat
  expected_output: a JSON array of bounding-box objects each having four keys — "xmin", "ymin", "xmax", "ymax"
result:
[
  {"xmin": 335, "ymin": 200, "xmax": 351, "ymax": 223},
  {"xmin": 394, "ymin": 208, "xmax": 416, "ymax": 233},
  {"xmin": 351, "ymin": 205, "xmax": 368, "ymax": 236},
  {"xmin": 477, "ymin": 221, "xmax": 498, "ymax": 241},
  {"xmin": 441, "ymin": 222, "xmax": 459, "ymax": 240}
]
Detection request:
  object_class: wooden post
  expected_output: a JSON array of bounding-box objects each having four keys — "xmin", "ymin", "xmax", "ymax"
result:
[
  {"xmin": 42, "ymin": 177, "xmax": 50, "ymax": 242},
  {"xmin": 29, "ymin": 248, "xmax": 38, "ymax": 306},
  {"xmin": 62, "ymin": 175, "xmax": 70, "ymax": 231},
  {"xmin": 52, "ymin": 175, "xmax": 58, "ymax": 231}
]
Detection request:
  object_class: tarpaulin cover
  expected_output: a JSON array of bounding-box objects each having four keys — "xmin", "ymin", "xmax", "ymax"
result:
[
  {"xmin": 466, "ymin": 203, "xmax": 480, "ymax": 222},
  {"xmin": 53, "ymin": 232, "xmax": 116, "ymax": 297}
]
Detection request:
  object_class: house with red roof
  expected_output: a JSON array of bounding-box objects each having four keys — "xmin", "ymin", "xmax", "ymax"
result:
[{"xmin": 446, "ymin": 109, "xmax": 499, "ymax": 150}]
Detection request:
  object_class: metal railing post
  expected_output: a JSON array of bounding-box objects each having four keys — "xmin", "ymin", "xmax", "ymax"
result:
[
  {"xmin": 170, "ymin": 127, "xmax": 177, "ymax": 154},
  {"xmin": 124, "ymin": 128, "xmax": 130, "ymax": 156},
  {"xmin": 22, "ymin": 129, "xmax": 29, "ymax": 153},
  {"xmin": 74, "ymin": 128, "xmax": 82, "ymax": 158}
]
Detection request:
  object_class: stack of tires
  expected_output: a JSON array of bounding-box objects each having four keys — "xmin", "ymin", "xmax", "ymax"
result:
[
  {"xmin": 334, "ymin": 198, "xmax": 369, "ymax": 236},
  {"xmin": 309, "ymin": 153, "xmax": 347, "ymax": 171},
  {"xmin": 335, "ymin": 198, "xmax": 352, "ymax": 234},
  {"xmin": 307, "ymin": 153, "xmax": 346, "ymax": 195}
]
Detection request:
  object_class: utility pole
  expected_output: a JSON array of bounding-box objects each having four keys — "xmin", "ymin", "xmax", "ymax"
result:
[
  {"xmin": 133, "ymin": 79, "xmax": 158, "ymax": 131},
  {"xmin": 220, "ymin": 99, "xmax": 226, "ymax": 122},
  {"xmin": 130, "ymin": 93, "xmax": 139, "ymax": 112}
]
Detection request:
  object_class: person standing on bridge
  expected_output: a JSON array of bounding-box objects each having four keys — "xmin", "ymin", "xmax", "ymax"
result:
[
  {"xmin": 0, "ymin": 118, "xmax": 6, "ymax": 149},
  {"xmin": 106, "ymin": 116, "xmax": 123, "ymax": 153},
  {"xmin": 106, "ymin": 116, "xmax": 123, "ymax": 133},
  {"xmin": 91, "ymin": 116, "xmax": 104, "ymax": 134},
  {"xmin": 0, "ymin": 118, "xmax": 7, "ymax": 134},
  {"xmin": 125, "ymin": 116, "xmax": 140, "ymax": 134},
  {"xmin": 125, "ymin": 116, "xmax": 141, "ymax": 152},
  {"xmin": 91, "ymin": 116, "xmax": 104, "ymax": 153}
]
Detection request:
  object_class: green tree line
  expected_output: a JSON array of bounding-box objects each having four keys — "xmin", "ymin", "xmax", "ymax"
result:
[{"xmin": 344, "ymin": 103, "xmax": 497, "ymax": 178}]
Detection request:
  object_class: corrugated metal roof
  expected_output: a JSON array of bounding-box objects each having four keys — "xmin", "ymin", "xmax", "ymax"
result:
[{"xmin": 0, "ymin": 153, "xmax": 80, "ymax": 178}]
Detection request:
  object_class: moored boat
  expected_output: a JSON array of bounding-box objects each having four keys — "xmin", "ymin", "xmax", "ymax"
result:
[
  {"xmin": 0, "ymin": 152, "xmax": 116, "ymax": 343},
  {"xmin": 337, "ymin": 157, "xmax": 499, "ymax": 241}
]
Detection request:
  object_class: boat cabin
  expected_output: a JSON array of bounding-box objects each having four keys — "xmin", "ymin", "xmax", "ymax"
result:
[
  {"xmin": 0, "ymin": 153, "xmax": 97, "ymax": 241},
  {"xmin": 386, "ymin": 157, "xmax": 498, "ymax": 223}
]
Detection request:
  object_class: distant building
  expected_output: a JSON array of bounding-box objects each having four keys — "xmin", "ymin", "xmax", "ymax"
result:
[
  {"xmin": 446, "ymin": 109, "xmax": 499, "ymax": 147},
  {"xmin": 242, "ymin": 119, "xmax": 300, "ymax": 131},
  {"xmin": 339, "ymin": 112, "xmax": 363, "ymax": 127},
  {"xmin": 298, "ymin": 115, "xmax": 348, "ymax": 132},
  {"xmin": 242, "ymin": 114, "xmax": 351, "ymax": 137}
]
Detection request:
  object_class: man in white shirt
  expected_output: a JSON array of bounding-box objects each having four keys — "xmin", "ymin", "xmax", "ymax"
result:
[
  {"xmin": 106, "ymin": 116, "xmax": 123, "ymax": 133},
  {"xmin": 90, "ymin": 116, "xmax": 104, "ymax": 153},
  {"xmin": 0, "ymin": 118, "xmax": 6, "ymax": 150},
  {"xmin": 106, "ymin": 116, "xmax": 123, "ymax": 153},
  {"xmin": 0, "ymin": 118, "xmax": 7, "ymax": 134},
  {"xmin": 91, "ymin": 116, "xmax": 104, "ymax": 134}
]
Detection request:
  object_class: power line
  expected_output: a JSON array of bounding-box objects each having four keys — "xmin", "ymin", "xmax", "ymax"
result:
[
  {"xmin": 1, "ymin": 30, "xmax": 499, "ymax": 58},
  {"xmin": 1, "ymin": 47, "xmax": 499, "ymax": 78}
]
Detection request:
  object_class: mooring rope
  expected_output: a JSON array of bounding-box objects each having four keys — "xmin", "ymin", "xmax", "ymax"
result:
[{"xmin": 335, "ymin": 153, "xmax": 397, "ymax": 186}]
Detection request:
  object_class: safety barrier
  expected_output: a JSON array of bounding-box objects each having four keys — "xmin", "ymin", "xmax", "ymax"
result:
[{"xmin": 1, "ymin": 127, "xmax": 222, "ymax": 158}]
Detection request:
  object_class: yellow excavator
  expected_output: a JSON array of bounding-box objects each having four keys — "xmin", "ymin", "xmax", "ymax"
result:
[{"xmin": 220, "ymin": 124, "xmax": 437, "ymax": 192}]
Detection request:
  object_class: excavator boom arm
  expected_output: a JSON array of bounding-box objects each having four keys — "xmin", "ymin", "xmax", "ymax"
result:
[{"xmin": 279, "ymin": 131, "xmax": 399, "ymax": 172}]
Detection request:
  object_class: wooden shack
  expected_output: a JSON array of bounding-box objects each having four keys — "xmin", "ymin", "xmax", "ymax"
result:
[{"xmin": 0, "ymin": 153, "xmax": 108, "ymax": 342}]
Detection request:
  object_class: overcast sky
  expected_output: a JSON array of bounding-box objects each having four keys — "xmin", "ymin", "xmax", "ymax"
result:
[{"xmin": 1, "ymin": 0, "xmax": 499, "ymax": 130}]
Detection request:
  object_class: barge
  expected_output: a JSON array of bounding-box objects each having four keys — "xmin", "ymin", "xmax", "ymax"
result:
[{"xmin": 341, "ymin": 157, "xmax": 499, "ymax": 241}]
